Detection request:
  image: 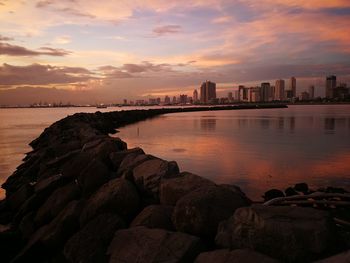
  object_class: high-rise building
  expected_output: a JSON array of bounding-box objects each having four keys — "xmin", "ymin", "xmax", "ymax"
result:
[
  {"xmin": 275, "ymin": 79, "xmax": 285, "ymax": 101},
  {"xmin": 179, "ymin": 94, "xmax": 187, "ymax": 104},
  {"xmin": 290, "ymin": 77, "xmax": 296, "ymax": 97},
  {"xmin": 172, "ymin": 96, "xmax": 177, "ymax": 104},
  {"xmin": 238, "ymin": 85, "xmax": 248, "ymax": 102},
  {"xmin": 164, "ymin": 95, "xmax": 170, "ymax": 104},
  {"xmin": 249, "ymin": 87, "xmax": 261, "ymax": 102},
  {"xmin": 193, "ymin": 89, "xmax": 198, "ymax": 103},
  {"xmin": 261, "ymin": 82, "xmax": 271, "ymax": 102},
  {"xmin": 228, "ymin": 92, "xmax": 233, "ymax": 102},
  {"xmin": 200, "ymin": 80, "xmax": 216, "ymax": 103},
  {"xmin": 326, "ymin": 75, "xmax": 336, "ymax": 98},
  {"xmin": 308, "ymin": 85, "xmax": 315, "ymax": 99}
]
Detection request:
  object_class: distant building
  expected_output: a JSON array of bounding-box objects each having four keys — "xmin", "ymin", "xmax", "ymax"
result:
[
  {"xmin": 308, "ymin": 85, "xmax": 315, "ymax": 99},
  {"xmin": 275, "ymin": 79, "xmax": 285, "ymax": 101},
  {"xmin": 238, "ymin": 85, "xmax": 249, "ymax": 102},
  {"xmin": 261, "ymin": 82, "xmax": 271, "ymax": 102},
  {"xmin": 200, "ymin": 80, "xmax": 216, "ymax": 103},
  {"xmin": 290, "ymin": 77, "xmax": 296, "ymax": 97},
  {"xmin": 123, "ymin": 99, "xmax": 127, "ymax": 105},
  {"xmin": 326, "ymin": 75, "xmax": 336, "ymax": 98},
  {"xmin": 164, "ymin": 95, "xmax": 171, "ymax": 104},
  {"xmin": 193, "ymin": 89, "xmax": 198, "ymax": 103},
  {"xmin": 228, "ymin": 92, "xmax": 233, "ymax": 102},
  {"xmin": 172, "ymin": 96, "xmax": 177, "ymax": 104},
  {"xmin": 333, "ymin": 83, "xmax": 349, "ymax": 99},
  {"xmin": 179, "ymin": 94, "xmax": 187, "ymax": 104},
  {"xmin": 249, "ymin": 87, "xmax": 261, "ymax": 102},
  {"xmin": 299, "ymin": 91, "xmax": 310, "ymax": 101}
]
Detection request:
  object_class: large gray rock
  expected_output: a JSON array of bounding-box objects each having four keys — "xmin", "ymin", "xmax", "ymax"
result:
[
  {"xmin": 13, "ymin": 200, "xmax": 82, "ymax": 262},
  {"xmin": 34, "ymin": 181, "xmax": 80, "ymax": 226},
  {"xmin": 132, "ymin": 158, "xmax": 179, "ymax": 199},
  {"xmin": 215, "ymin": 205, "xmax": 336, "ymax": 263},
  {"xmin": 314, "ymin": 250, "xmax": 350, "ymax": 263},
  {"xmin": 107, "ymin": 226, "xmax": 203, "ymax": 263},
  {"xmin": 109, "ymin": 147, "xmax": 145, "ymax": 171},
  {"xmin": 173, "ymin": 185, "xmax": 249, "ymax": 239},
  {"xmin": 80, "ymin": 178, "xmax": 139, "ymax": 225},
  {"xmin": 130, "ymin": 205, "xmax": 174, "ymax": 230},
  {"xmin": 195, "ymin": 249, "xmax": 280, "ymax": 263},
  {"xmin": 64, "ymin": 213, "xmax": 125, "ymax": 263},
  {"xmin": 77, "ymin": 158, "xmax": 110, "ymax": 197},
  {"xmin": 160, "ymin": 172, "xmax": 215, "ymax": 205}
]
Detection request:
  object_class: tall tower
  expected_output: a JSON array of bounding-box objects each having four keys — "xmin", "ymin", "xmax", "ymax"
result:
[
  {"xmin": 193, "ymin": 89, "xmax": 198, "ymax": 103},
  {"xmin": 275, "ymin": 79, "xmax": 285, "ymax": 101},
  {"xmin": 290, "ymin": 77, "xmax": 296, "ymax": 97},
  {"xmin": 308, "ymin": 85, "xmax": 315, "ymax": 99},
  {"xmin": 261, "ymin": 82, "xmax": 271, "ymax": 102},
  {"xmin": 326, "ymin": 75, "xmax": 336, "ymax": 98},
  {"xmin": 200, "ymin": 80, "xmax": 216, "ymax": 103}
]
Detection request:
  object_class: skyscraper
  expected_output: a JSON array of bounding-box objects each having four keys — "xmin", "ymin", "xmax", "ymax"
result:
[
  {"xmin": 326, "ymin": 75, "xmax": 336, "ymax": 98},
  {"xmin": 308, "ymin": 85, "xmax": 315, "ymax": 99},
  {"xmin": 164, "ymin": 95, "xmax": 170, "ymax": 104},
  {"xmin": 275, "ymin": 79, "xmax": 285, "ymax": 101},
  {"xmin": 238, "ymin": 85, "xmax": 248, "ymax": 102},
  {"xmin": 261, "ymin": 82, "xmax": 271, "ymax": 102},
  {"xmin": 193, "ymin": 89, "xmax": 198, "ymax": 103},
  {"xmin": 290, "ymin": 77, "xmax": 296, "ymax": 97},
  {"xmin": 200, "ymin": 80, "xmax": 216, "ymax": 103},
  {"xmin": 228, "ymin": 92, "xmax": 233, "ymax": 102}
]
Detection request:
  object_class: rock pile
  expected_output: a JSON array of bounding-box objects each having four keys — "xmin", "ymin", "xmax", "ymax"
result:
[{"xmin": 0, "ymin": 108, "xmax": 349, "ymax": 263}]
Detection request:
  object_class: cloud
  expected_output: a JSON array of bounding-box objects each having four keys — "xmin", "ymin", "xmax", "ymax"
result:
[
  {"xmin": 0, "ymin": 63, "xmax": 95, "ymax": 85},
  {"xmin": 0, "ymin": 42, "xmax": 71, "ymax": 56},
  {"xmin": 98, "ymin": 66, "xmax": 133, "ymax": 78},
  {"xmin": 153, "ymin": 25, "xmax": 182, "ymax": 36},
  {"xmin": 0, "ymin": 35, "xmax": 14, "ymax": 41},
  {"xmin": 53, "ymin": 35, "xmax": 71, "ymax": 44}
]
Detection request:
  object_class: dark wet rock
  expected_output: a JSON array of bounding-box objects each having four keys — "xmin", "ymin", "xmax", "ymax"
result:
[
  {"xmin": 132, "ymin": 158, "xmax": 179, "ymax": 199},
  {"xmin": 13, "ymin": 200, "xmax": 83, "ymax": 262},
  {"xmin": 80, "ymin": 178, "xmax": 139, "ymax": 225},
  {"xmin": 315, "ymin": 250, "xmax": 350, "ymax": 263},
  {"xmin": 160, "ymin": 172, "xmax": 215, "ymax": 205},
  {"xmin": 34, "ymin": 173, "xmax": 69, "ymax": 194},
  {"xmin": 0, "ymin": 229, "xmax": 23, "ymax": 263},
  {"xmin": 194, "ymin": 249, "xmax": 280, "ymax": 263},
  {"xmin": 325, "ymin": 186, "xmax": 349, "ymax": 194},
  {"xmin": 130, "ymin": 205, "xmax": 174, "ymax": 230},
  {"xmin": 34, "ymin": 182, "xmax": 80, "ymax": 227},
  {"xmin": 18, "ymin": 212, "xmax": 35, "ymax": 240},
  {"xmin": 294, "ymin": 183, "xmax": 309, "ymax": 194},
  {"xmin": 77, "ymin": 158, "xmax": 110, "ymax": 197},
  {"xmin": 285, "ymin": 187, "xmax": 299, "ymax": 196},
  {"xmin": 64, "ymin": 213, "xmax": 125, "ymax": 263},
  {"xmin": 220, "ymin": 184, "xmax": 252, "ymax": 204},
  {"xmin": 61, "ymin": 152, "xmax": 94, "ymax": 179},
  {"xmin": 109, "ymin": 147, "xmax": 145, "ymax": 171},
  {"xmin": 215, "ymin": 205, "xmax": 336, "ymax": 263},
  {"xmin": 117, "ymin": 153, "xmax": 154, "ymax": 176},
  {"xmin": 7, "ymin": 184, "xmax": 33, "ymax": 211},
  {"xmin": 173, "ymin": 185, "xmax": 250, "ymax": 239},
  {"xmin": 107, "ymin": 226, "xmax": 203, "ymax": 263},
  {"xmin": 0, "ymin": 199, "xmax": 12, "ymax": 224},
  {"xmin": 262, "ymin": 189, "xmax": 284, "ymax": 201}
]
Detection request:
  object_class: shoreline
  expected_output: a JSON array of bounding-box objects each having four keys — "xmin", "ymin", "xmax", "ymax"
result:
[{"xmin": 0, "ymin": 105, "xmax": 349, "ymax": 262}]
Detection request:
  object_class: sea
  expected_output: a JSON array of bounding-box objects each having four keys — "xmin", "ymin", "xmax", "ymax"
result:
[{"xmin": 1, "ymin": 105, "xmax": 350, "ymax": 200}]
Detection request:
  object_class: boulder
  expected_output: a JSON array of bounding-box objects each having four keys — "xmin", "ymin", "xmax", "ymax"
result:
[
  {"xmin": 130, "ymin": 205, "xmax": 174, "ymax": 230},
  {"xmin": 34, "ymin": 174, "xmax": 69, "ymax": 194},
  {"xmin": 34, "ymin": 182, "xmax": 80, "ymax": 226},
  {"xmin": 173, "ymin": 185, "xmax": 250, "ymax": 239},
  {"xmin": 262, "ymin": 189, "xmax": 284, "ymax": 201},
  {"xmin": 109, "ymin": 147, "xmax": 145, "ymax": 171},
  {"xmin": 80, "ymin": 178, "xmax": 139, "ymax": 225},
  {"xmin": 7, "ymin": 184, "xmax": 33, "ymax": 211},
  {"xmin": 60, "ymin": 152, "xmax": 94, "ymax": 179},
  {"xmin": 285, "ymin": 187, "xmax": 299, "ymax": 196},
  {"xmin": 132, "ymin": 158, "xmax": 179, "ymax": 199},
  {"xmin": 107, "ymin": 226, "xmax": 203, "ymax": 263},
  {"xmin": 215, "ymin": 205, "xmax": 336, "ymax": 263},
  {"xmin": 194, "ymin": 249, "xmax": 280, "ymax": 263},
  {"xmin": 160, "ymin": 172, "xmax": 215, "ymax": 205},
  {"xmin": 315, "ymin": 250, "xmax": 350, "ymax": 263},
  {"xmin": 64, "ymin": 213, "xmax": 125, "ymax": 263},
  {"xmin": 219, "ymin": 184, "xmax": 252, "ymax": 204},
  {"xmin": 13, "ymin": 200, "xmax": 83, "ymax": 262},
  {"xmin": 117, "ymin": 153, "xmax": 153, "ymax": 176},
  {"xmin": 294, "ymin": 183, "xmax": 309, "ymax": 194},
  {"xmin": 77, "ymin": 158, "xmax": 110, "ymax": 197}
]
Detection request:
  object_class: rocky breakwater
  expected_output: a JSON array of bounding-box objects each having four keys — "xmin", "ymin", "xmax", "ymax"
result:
[{"xmin": 0, "ymin": 107, "xmax": 349, "ymax": 263}]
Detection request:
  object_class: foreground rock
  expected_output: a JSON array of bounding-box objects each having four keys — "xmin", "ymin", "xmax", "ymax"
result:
[
  {"xmin": 107, "ymin": 226, "xmax": 203, "ymax": 263},
  {"xmin": 216, "ymin": 205, "xmax": 337, "ymax": 262},
  {"xmin": 315, "ymin": 250, "xmax": 350, "ymax": 263},
  {"xmin": 130, "ymin": 205, "xmax": 174, "ymax": 230},
  {"xmin": 173, "ymin": 185, "xmax": 250, "ymax": 239},
  {"xmin": 195, "ymin": 249, "xmax": 280, "ymax": 263}
]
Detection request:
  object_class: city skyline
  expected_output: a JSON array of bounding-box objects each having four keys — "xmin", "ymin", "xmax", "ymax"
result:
[{"xmin": 1, "ymin": 1, "xmax": 350, "ymax": 105}]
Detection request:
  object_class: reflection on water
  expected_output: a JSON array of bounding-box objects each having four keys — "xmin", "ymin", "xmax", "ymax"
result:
[
  {"xmin": 1, "ymin": 105, "xmax": 350, "ymax": 200},
  {"xmin": 117, "ymin": 105, "xmax": 350, "ymax": 200}
]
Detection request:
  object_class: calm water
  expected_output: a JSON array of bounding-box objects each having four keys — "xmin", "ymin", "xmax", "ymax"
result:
[{"xmin": 1, "ymin": 105, "xmax": 350, "ymax": 200}]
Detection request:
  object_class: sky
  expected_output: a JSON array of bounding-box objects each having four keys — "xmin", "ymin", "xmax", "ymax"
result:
[{"xmin": 1, "ymin": 0, "xmax": 350, "ymax": 105}]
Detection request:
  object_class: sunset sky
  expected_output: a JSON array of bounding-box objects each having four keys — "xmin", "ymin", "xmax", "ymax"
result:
[{"xmin": 1, "ymin": 0, "xmax": 350, "ymax": 104}]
